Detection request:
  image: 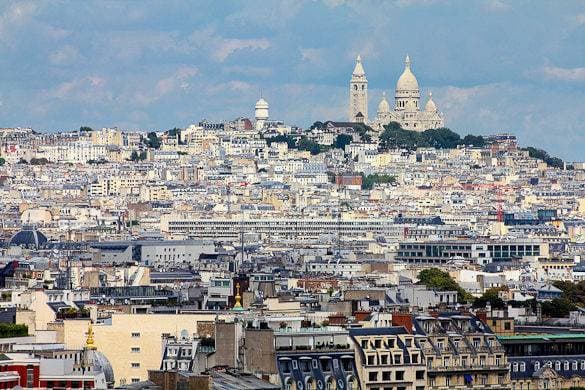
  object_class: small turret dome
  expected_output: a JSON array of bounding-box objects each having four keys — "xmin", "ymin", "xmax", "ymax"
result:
[
  {"xmin": 396, "ymin": 55, "xmax": 419, "ymax": 91},
  {"xmin": 255, "ymin": 98, "xmax": 269, "ymax": 110},
  {"xmin": 425, "ymin": 92, "xmax": 438, "ymax": 112},
  {"xmin": 378, "ymin": 92, "xmax": 390, "ymax": 113}
]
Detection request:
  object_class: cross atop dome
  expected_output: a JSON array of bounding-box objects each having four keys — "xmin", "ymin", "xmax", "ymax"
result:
[{"xmin": 405, "ymin": 54, "xmax": 411, "ymax": 69}]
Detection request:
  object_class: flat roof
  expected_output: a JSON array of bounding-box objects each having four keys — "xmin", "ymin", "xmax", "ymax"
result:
[{"xmin": 498, "ymin": 333, "xmax": 585, "ymax": 342}]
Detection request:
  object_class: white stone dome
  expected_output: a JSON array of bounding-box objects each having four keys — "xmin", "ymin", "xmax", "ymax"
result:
[
  {"xmin": 378, "ymin": 92, "xmax": 390, "ymax": 113},
  {"xmin": 396, "ymin": 55, "xmax": 419, "ymax": 91},
  {"xmin": 425, "ymin": 92, "xmax": 437, "ymax": 112},
  {"xmin": 255, "ymin": 98, "xmax": 269, "ymax": 110}
]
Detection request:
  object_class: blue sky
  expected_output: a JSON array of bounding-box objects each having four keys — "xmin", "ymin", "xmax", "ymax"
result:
[{"xmin": 0, "ymin": 0, "xmax": 584, "ymax": 160}]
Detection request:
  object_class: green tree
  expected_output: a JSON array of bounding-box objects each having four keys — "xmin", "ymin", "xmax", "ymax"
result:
[
  {"xmin": 0, "ymin": 323, "xmax": 28, "ymax": 338},
  {"xmin": 146, "ymin": 132, "xmax": 162, "ymax": 149},
  {"xmin": 472, "ymin": 287, "xmax": 507, "ymax": 309},
  {"xmin": 79, "ymin": 126, "xmax": 93, "ymax": 132},
  {"xmin": 310, "ymin": 121, "xmax": 325, "ymax": 130},
  {"xmin": 265, "ymin": 134, "xmax": 297, "ymax": 149},
  {"xmin": 30, "ymin": 158, "xmax": 49, "ymax": 165},
  {"xmin": 334, "ymin": 134, "xmax": 353, "ymax": 150},
  {"xmin": 129, "ymin": 150, "xmax": 147, "ymax": 161},
  {"xmin": 461, "ymin": 134, "xmax": 486, "ymax": 147},
  {"xmin": 418, "ymin": 268, "xmax": 472, "ymax": 303},
  {"xmin": 297, "ymin": 137, "xmax": 321, "ymax": 155},
  {"xmin": 0, "ymin": 157, "xmax": 5, "ymax": 166},
  {"xmin": 421, "ymin": 128, "xmax": 461, "ymax": 149},
  {"xmin": 541, "ymin": 298, "xmax": 578, "ymax": 317},
  {"xmin": 522, "ymin": 146, "xmax": 564, "ymax": 169},
  {"xmin": 360, "ymin": 174, "xmax": 396, "ymax": 190}
]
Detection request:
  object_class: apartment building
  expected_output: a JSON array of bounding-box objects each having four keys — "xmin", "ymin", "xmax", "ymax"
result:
[
  {"xmin": 349, "ymin": 327, "xmax": 427, "ymax": 390},
  {"xmin": 414, "ymin": 313, "xmax": 511, "ymax": 389}
]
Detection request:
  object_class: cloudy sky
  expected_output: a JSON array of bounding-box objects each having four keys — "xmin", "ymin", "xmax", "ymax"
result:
[{"xmin": 1, "ymin": 0, "xmax": 584, "ymax": 160}]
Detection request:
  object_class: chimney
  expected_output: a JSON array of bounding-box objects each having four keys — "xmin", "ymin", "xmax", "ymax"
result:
[{"xmin": 392, "ymin": 312, "xmax": 413, "ymax": 333}]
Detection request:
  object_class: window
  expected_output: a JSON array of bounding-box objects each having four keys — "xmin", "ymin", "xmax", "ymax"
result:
[
  {"xmin": 292, "ymin": 360, "xmax": 298, "ymax": 370},
  {"xmin": 416, "ymin": 370, "xmax": 425, "ymax": 380},
  {"xmin": 513, "ymin": 362, "xmax": 518, "ymax": 372},
  {"xmin": 131, "ymin": 332, "xmax": 140, "ymax": 338},
  {"xmin": 505, "ymin": 322, "xmax": 512, "ymax": 330},
  {"xmin": 446, "ymin": 376, "xmax": 451, "ymax": 387},
  {"xmin": 368, "ymin": 372, "xmax": 378, "ymax": 381},
  {"xmin": 564, "ymin": 361, "xmax": 570, "ymax": 370},
  {"xmin": 361, "ymin": 340, "xmax": 368, "ymax": 349},
  {"xmin": 396, "ymin": 371, "xmax": 404, "ymax": 380},
  {"xmin": 534, "ymin": 361, "xmax": 540, "ymax": 370},
  {"xmin": 381, "ymin": 355, "xmax": 388, "ymax": 365},
  {"xmin": 131, "ymin": 362, "xmax": 140, "ymax": 368},
  {"xmin": 131, "ymin": 378, "xmax": 140, "ymax": 383},
  {"xmin": 131, "ymin": 347, "xmax": 140, "ymax": 353},
  {"xmin": 281, "ymin": 361, "xmax": 291, "ymax": 374},
  {"xmin": 312, "ymin": 360, "xmax": 318, "ymax": 369},
  {"xmin": 520, "ymin": 362, "xmax": 526, "ymax": 372},
  {"xmin": 26, "ymin": 367, "xmax": 34, "ymax": 388},
  {"xmin": 382, "ymin": 371, "xmax": 391, "ymax": 381},
  {"xmin": 555, "ymin": 361, "xmax": 561, "ymax": 371}
]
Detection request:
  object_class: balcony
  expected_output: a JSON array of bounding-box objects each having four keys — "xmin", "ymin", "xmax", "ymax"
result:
[{"xmin": 427, "ymin": 364, "xmax": 509, "ymax": 373}]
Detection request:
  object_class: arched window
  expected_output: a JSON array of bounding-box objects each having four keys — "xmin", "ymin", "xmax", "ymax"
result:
[
  {"xmin": 284, "ymin": 378, "xmax": 296, "ymax": 390},
  {"xmin": 347, "ymin": 376, "xmax": 358, "ymax": 390},
  {"xmin": 555, "ymin": 361, "xmax": 561, "ymax": 371},
  {"xmin": 534, "ymin": 361, "xmax": 540, "ymax": 370},
  {"xmin": 361, "ymin": 85, "xmax": 365, "ymax": 90},
  {"xmin": 326, "ymin": 376, "xmax": 337, "ymax": 390},
  {"xmin": 354, "ymin": 85, "xmax": 358, "ymax": 90},
  {"xmin": 520, "ymin": 362, "xmax": 526, "ymax": 372}
]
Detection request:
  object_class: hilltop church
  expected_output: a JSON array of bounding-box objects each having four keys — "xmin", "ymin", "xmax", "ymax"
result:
[{"xmin": 349, "ymin": 55, "xmax": 444, "ymax": 132}]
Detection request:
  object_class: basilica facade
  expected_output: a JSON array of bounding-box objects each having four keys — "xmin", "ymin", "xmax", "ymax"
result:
[{"xmin": 348, "ymin": 55, "xmax": 444, "ymax": 132}]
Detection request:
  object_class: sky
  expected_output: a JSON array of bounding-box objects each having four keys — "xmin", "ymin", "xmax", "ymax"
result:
[{"xmin": 0, "ymin": 0, "xmax": 584, "ymax": 160}]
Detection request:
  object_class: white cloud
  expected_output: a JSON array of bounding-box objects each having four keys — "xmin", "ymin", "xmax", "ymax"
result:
[
  {"xmin": 541, "ymin": 66, "xmax": 585, "ymax": 82},
  {"xmin": 0, "ymin": 1, "xmax": 39, "ymax": 44},
  {"xmin": 300, "ymin": 48, "xmax": 326, "ymax": 66},
  {"xmin": 157, "ymin": 66, "xmax": 199, "ymax": 94},
  {"xmin": 223, "ymin": 65, "xmax": 273, "ymax": 78},
  {"xmin": 48, "ymin": 45, "xmax": 81, "ymax": 66},
  {"xmin": 207, "ymin": 80, "xmax": 254, "ymax": 95},
  {"xmin": 226, "ymin": 0, "xmax": 304, "ymax": 28},
  {"xmin": 214, "ymin": 38, "xmax": 270, "ymax": 62},
  {"xmin": 47, "ymin": 76, "xmax": 108, "ymax": 101},
  {"xmin": 190, "ymin": 28, "xmax": 270, "ymax": 62},
  {"xmin": 132, "ymin": 66, "xmax": 199, "ymax": 105},
  {"xmin": 484, "ymin": 0, "xmax": 511, "ymax": 12}
]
